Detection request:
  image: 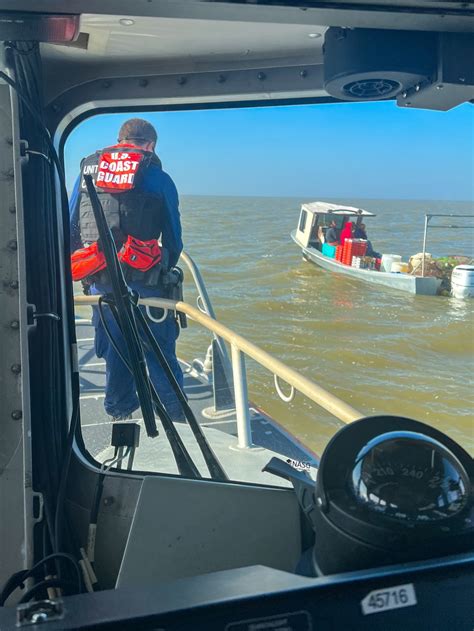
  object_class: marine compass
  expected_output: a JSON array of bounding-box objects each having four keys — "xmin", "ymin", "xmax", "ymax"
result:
[{"xmin": 311, "ymin": 416, "xmax": 473, "ymax": 575}]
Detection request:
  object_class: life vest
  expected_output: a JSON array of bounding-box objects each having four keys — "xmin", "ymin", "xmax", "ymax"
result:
[{"xmin": 72, "ymin": 144, "xmax": 164, "ymax": 281}]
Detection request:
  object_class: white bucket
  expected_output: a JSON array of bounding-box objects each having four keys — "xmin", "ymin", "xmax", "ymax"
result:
[
  {"xmin": 381, "ymin": 254, "xmax": 402, "ymax": 273},
  {"xmin": 391, "ymin": 261, "xmax": 409, "ymax": 274},
  {"xmin": 451, "ymin": 265, "xmax": 474, "ymax": 299}
]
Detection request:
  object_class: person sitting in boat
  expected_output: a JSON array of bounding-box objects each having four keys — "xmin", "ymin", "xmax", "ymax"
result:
[
  {"xmin": 317, "ymin": 225, "xmax": 325, "ymax": 244},
  {"xmin": 354, "ymin": 222, "xmax": 367, "ymax": 240},
  {"xmin": 325, "ymin": 219, "xmax": 340, "ymax": 245},
  {"xmin": 339, "ymin": 221, "xmax": 354, "ymax": 246},
  {"xmin": 354, "ymin": 222, "xmax": 381, "ymax": 258}
]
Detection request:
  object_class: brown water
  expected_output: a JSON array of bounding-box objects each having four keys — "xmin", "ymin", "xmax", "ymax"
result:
[{"xmin": 176, "ymin": 195, "xmax": 474, "ymax": 457}]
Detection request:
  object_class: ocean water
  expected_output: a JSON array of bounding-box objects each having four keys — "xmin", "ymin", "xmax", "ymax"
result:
[{"xmin": 177, "ymin": 195, "xmax": 474, "ymax": 457}]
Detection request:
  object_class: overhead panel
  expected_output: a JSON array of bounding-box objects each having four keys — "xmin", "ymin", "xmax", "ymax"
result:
[
  {"xmin": 5, "ymin": 3, "xmax": 466, "ymax": 130},
  {"xmin": 42, "ymin": 14, "xmax": 326, "ymax": 66},
  {"xmin": 47, "ymin": 63, "xmax": 328, "ymax": 136},
  {"xmin": 41, "ymin": 14, "xmax": 327, "ymax": 106}
]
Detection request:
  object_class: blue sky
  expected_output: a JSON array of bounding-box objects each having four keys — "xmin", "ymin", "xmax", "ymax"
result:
[{"xmin": 65, "ymin": 101, "xmax": 473, "ymax": 200}]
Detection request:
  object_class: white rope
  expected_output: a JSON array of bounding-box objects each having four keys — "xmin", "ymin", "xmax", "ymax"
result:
[
  {"xmin": 196, "ymin": 294, "xmax": 207, "ymax": 314},
  {"xmin": 274, "ymin": 374, "xmax": 295, "ymax": 403},
  {"xmin": 145, "ymin": 304, "xmax": 168, "ymax": 324}
]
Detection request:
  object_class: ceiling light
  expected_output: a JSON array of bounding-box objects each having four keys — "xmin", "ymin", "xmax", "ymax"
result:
[
  {"xmin": 119, "ymin": 18, "xmax": 135, "ymax": 26},
  {"xmin": 308, "ymin": 33, "xmax": 321, "ymax": 39}
]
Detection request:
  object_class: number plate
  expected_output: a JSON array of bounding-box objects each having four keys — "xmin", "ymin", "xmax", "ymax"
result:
[{"xmin": 361, "ymin": 583, "xmax": 417, "ymax": 616}]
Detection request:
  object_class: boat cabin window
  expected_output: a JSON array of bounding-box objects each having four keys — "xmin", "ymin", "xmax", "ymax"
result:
[
  {"xmin": 299, "ymin": 210, "xmax": 308, "ymax": 232},
  {"xmin": 312, "ymin": 214, "xmax": 344, "ymax": 237},
  {"xmin": 66, "ymin": 108, "xmax": 325, "ymax": 488},
  {"xmin": 322, "ymin": 214, "xmax": 345, "ymax": 229},
  {"xmin": 65, "ymin": 101, "xmax": 474, "ymax": 488}
]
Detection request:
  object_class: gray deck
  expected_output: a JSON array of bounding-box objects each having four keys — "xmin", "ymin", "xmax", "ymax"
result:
[
  {"xmin": 291, "ymin": 231, "xmax": 442, "ymax": 296},
  {"xmin": 77, "ymin": 319, "xmax": 317, "ymax": 484}
]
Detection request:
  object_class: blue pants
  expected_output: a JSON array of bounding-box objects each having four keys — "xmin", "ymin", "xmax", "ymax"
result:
[
  {"xmin": 366, "ymin": 240, "xmax": 381, "ymax": 259},
  {"xmin": 91, "ymin": 282, "xmax": 184, "ymax": 420}
]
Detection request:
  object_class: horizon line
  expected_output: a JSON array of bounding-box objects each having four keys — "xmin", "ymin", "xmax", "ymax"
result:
[{"xmin": 178, "ymin": 193, "xmax": 474, "ymax": 204}]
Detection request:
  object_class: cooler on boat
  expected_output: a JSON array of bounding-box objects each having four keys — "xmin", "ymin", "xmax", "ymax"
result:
[
  {"xmin": 381, "ymin": 254, "xmax": 402, "ymax": 272},
  {"xmin": 322, "ymin": 243, "xmax": 336, "ymax": 258}
]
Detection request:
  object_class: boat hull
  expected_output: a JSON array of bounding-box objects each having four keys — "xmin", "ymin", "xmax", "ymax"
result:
[{"xmin": 291, "ymin": 231, "xmax": 442, "ymax": 296}]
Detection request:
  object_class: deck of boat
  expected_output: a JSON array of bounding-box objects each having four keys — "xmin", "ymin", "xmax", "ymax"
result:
[{"xmin": 77, "ymin": 319, "xmax": 317, "ymax": 485}]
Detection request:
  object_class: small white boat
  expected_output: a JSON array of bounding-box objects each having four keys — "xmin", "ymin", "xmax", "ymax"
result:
[{"xmin": 291, "ymin": 202, "xmax": 442, "ymax": 296}]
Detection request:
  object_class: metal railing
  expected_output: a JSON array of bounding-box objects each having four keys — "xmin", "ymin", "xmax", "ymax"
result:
[
  {"xmin": 421, "ymin": 213, "xmax": 474, "ymax": 276},
  {"xmin": 178, "ymin": 251, "xmax": 231, "ymax": 375},
  {"xmin": 75, "ymin": 295, "xmax": 362, "ymax": 449}
]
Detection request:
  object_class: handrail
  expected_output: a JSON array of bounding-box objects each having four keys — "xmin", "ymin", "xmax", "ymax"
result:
[
  {"xmin": 75, "ymin": 295, "xmax": 362, "ymax": 425},
  {"xmin": 179, "ymin": 250, "xmax": 231, "ymax": 373},
  {"xmin": 179, "ymin": 251, "xmax": 217, "ymax": 320},
  {"xmin": 421, "ymin": 213, "xmax": 474, "ymax": 276}
]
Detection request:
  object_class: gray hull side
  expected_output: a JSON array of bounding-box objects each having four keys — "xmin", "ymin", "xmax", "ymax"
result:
[{"xmin": 291, "ymin": 231, "xmax": 441, "ymax": 296}]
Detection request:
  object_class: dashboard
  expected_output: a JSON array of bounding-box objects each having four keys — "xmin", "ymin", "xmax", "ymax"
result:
[{"xmin": 3, "ymin": 554, "xmax": 473, "ymax": 630}]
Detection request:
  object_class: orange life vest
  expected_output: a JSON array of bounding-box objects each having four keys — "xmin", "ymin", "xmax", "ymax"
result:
[{"xmin": 71, "ymin": 144, "xmax": 163, "ymax": 281}]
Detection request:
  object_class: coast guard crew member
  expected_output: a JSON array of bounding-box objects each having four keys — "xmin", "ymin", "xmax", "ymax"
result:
[{"xmin": 69, "ymin": 118, "xmax": 185, "ymax": 421}]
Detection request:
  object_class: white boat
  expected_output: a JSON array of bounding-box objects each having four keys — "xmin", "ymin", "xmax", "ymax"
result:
[{"xmin": 292, "ymin": 202, "xmax": 442, "ymax": 296}]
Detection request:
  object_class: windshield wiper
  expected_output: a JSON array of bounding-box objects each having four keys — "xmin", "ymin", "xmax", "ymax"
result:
[
  {"xmin": 133, "ymin": 306, "xmax": 227, "ymax": 480},
  {"xmin": 84, "ymin": 175, "xmax": 227, "ymax": 481}
]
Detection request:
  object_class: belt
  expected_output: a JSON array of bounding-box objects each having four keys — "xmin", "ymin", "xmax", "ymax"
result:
[{"xmin": 92, "ymin": 262, "xmax": 164, "ymax": 287}]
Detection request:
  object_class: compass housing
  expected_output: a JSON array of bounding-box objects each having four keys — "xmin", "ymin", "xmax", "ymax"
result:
[
  {"xmin": 311, "ymin": 417, "xmax": 473, "ymax": 575},
  {"xmin": 351, "ymin": 431, "xmax": 470, "ymax": 523}
]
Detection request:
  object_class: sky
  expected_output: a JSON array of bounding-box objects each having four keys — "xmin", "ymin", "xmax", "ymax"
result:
[{"xmin": 64, "ymin": 101, "xmax": 474, "ymax": 201}]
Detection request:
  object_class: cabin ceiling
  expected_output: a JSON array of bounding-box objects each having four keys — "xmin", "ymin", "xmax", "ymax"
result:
[
  {"xmin": 40, "ymin": 14, "xmax": 328, "ymax": 97},
  {"xmin": 43, "ymin": 15, "xmax": 327, "ymax": 67},
  {"xmin": 1, "ymin": 1, "xmax": 472, "ymax": 128},
  {"xmin": 40, "ymin": 14, "xmax": 330, "ymax": 103},
  {"xmin": 39, "ymin": 14, "xmax": 331, "ymax": 118},
  {"xmin": 38, "ymin": 3, "xmax": 474, "ymax": 76}
]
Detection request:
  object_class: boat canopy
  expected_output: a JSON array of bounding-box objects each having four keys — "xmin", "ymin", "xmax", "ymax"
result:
[{"xmin": 301, "ymin": 202, "xmax": 376, "ymax": 217}]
